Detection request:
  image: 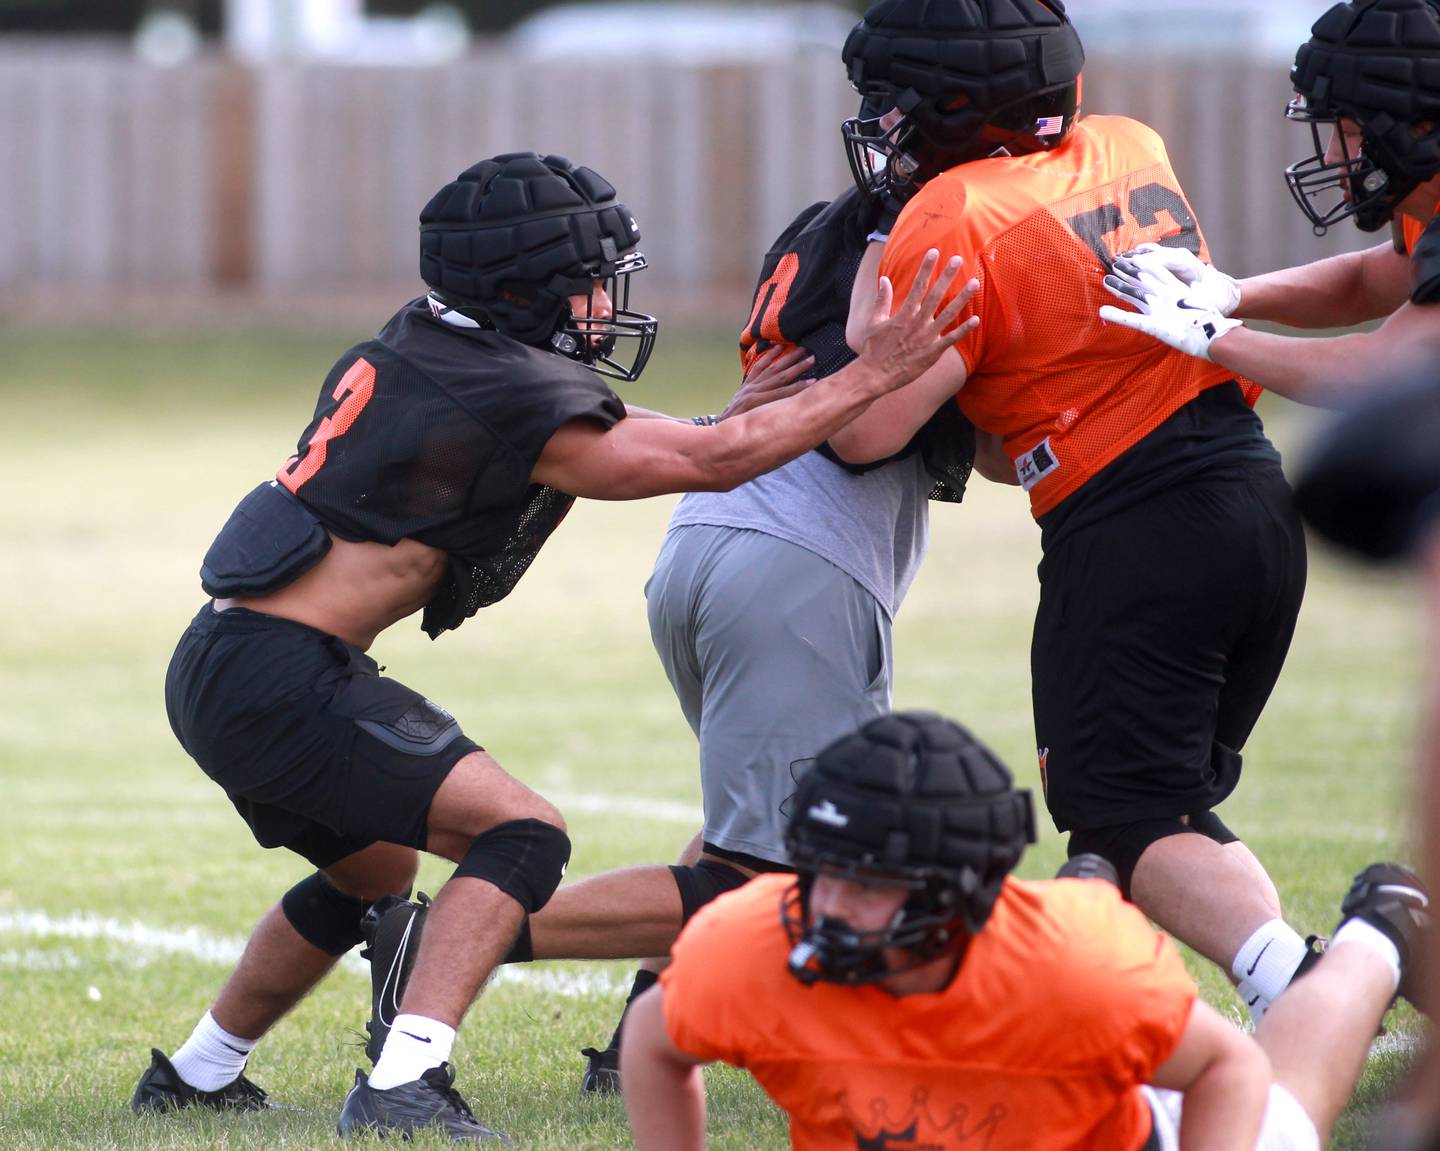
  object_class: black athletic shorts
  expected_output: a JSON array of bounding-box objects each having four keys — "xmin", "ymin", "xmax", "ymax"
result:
[
  {"xmin": 1032, "ymin": 465, "xmax": 1306, "ymax": 833},
  {"xmin": 165, "ymin": 604, "xmax": 479, "ymax": 868}
]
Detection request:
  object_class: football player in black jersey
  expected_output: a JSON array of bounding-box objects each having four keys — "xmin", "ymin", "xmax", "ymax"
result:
[
  {"xmin": 130, "ymin": 151, "xmax": 975, "ymax": 1142},
  {"xmin": 1099, "ymin": 0, "xmax": 1440, "ymax": 399}
]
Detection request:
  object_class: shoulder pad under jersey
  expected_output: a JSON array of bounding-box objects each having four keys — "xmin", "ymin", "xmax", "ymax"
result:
[{"xmin": 1410, "ymin": 215, "xmax": 1440, "ymax": 305}]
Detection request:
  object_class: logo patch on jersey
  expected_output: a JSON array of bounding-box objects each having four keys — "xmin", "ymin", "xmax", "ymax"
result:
[
  {"xmin": 843, "ymin": 1089, "xmax": 1009, "ymax": 1150},
  {"xmin": 807, "ymin": 800, "xmax": 850, "ymax": 829},
  {"xmin": 1014, "ymin": 437, "xmax": 1060, "ymax": 491},
  {"xmin": 1035, "ymin": 115, "xmax": 1066, "ymax": 138}
]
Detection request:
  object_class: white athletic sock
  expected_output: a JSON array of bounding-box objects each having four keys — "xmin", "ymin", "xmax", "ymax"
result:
[
  {"xmin": 169, "ymin": 1010, "xmax": 258, "ymax": 1092},
  {"xmin": 1332, "ymin": 918, "xmax": 1402, "ymax": 993},
  {"xmin": 1232, "ymin": 920, "xmax": 1309, "ymax": 1024},
  {"xmin": 368, "ymin": 1013, "xmax": 455, "ymax": 1091}
]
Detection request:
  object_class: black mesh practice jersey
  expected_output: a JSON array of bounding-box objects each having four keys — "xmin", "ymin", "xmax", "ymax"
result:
[
  {"xmin": 741, "ymin": 187, "xmax": 974, "ymax": 503},
  {"xmin": 274, "ymin": 299, "xmax": 625, "ymax": 637}
]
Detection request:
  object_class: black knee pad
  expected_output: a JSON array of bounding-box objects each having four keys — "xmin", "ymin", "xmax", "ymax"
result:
[
  {"xmin": 1067, "ymin": 818, "xmax": 1194, "ymax": 900},
  {"xmin": 1187, "ymin": 809, "xmax": 1238, "ymax": 846},
  {"xmin": 281, "ymin": 871, "xmax": 369, "ymax": 956},
  {"xmin": 453, "ymin": 819, "xmax": 570, "ymax": 913},
  {"xmin": 670, "ymin": 859, "xmax": 751, "ymax": 923}
]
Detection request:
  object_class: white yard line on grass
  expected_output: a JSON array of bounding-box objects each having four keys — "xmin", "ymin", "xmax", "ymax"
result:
[
  {"xmin": 0, "ymin": 908, "xmax": 1425, "ymax": 1055},
  {"xmin": 0, "ymin": 909, "xmax": 624, "ymax": 997}
]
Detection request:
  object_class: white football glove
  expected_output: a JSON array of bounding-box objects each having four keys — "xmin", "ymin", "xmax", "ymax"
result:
[
  {"xmin": 1104, "ymin": 242, "xmax": 1241, "ymax": 317},
  {"xmin": 1098, "ymin": 256, "xmax": 1243, "ymax": 363}
]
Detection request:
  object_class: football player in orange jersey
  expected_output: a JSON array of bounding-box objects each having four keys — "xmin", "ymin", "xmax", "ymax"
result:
[
  {"xmin": 820, "ymin": 0, "xmax": 1318, "ymax": 1024},
  {"xmin": 621, "ymin": 711, "xmax": 1428, "ymax": 1151},
  {"xmin": 1099, "ymin": 0, "xmax": 1440, "ymax": 401}
]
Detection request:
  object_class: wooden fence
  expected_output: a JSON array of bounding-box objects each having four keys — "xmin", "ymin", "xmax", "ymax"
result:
[{"xmin": 0, "ymin": 42, "xmax": 1373, "ymax": 311}]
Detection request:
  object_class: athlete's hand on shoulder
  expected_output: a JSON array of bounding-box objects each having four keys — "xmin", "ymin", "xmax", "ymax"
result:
[
  {"xmin": 857, "ymin": 249, "xmax": 980, "ymax": 391},
  {"xmin": 1098, "ymin": 254, "xmax": 1243, "ymax": 364},
  {"xmin": 717, "ymin": 344, "xmax": 816, "ymax": 421},
  {"xmin": 1106, "ymin": 243, "xmax": 1241, "ymax": 317}
]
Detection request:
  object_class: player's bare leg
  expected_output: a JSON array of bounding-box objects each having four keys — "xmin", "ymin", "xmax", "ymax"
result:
[
  {"xmin": 1258, "ymin": 940, "xmax": 1398, "ymax": 1144},
  {"xmin": 1130, "ymin": 833, "xmax": 1284, "ymax": 964},
  {"xmin": 133, "ymin": 841, "xmax": 418, "ymax": 1113},
  {"xmin": 341, "ymin": 750, "xmax": 567, "ymax": 1142},
  {"xmin": 568, "ymin": 832, "xmax": 709, "ymax": 1095},
  {"xmin": 524, "ymin": 862, "xmax": 687, "ymax": 960},
  {"xmin": 397, "ymin": 750, "xmax": 563, "ymax": 1024},
  {"xmin": 1131, "ymin": 832, "xmax": 1314, "ymax": 1023},
  {"xmin": 1258, "ymin": 863, "xmax": 1428, "ymax": 1146},
  {"xmin": 213, "ymin": 842, "xmax": 419, "ymax": 1039}
]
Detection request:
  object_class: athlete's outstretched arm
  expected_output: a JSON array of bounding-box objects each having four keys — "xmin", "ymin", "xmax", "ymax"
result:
[
  {"xmin": 1100, "ymin": 246, "xmax": 1440, "ymax": 406},
  {"xmin": 1206, "ymin": 299, "xmax": 1440, "ymax": 406},
  {"xmin": 826, "ymin": 345, "xmax": 972, "ymax": 465},
  {"xmin": 621, "ymin": 986, "xmax": 708, "ymax": 1151},
  {"xmin": 827, "ymin": 246, "xmax": 978, "ymax": 465},
  {"xmin": 1233, "ymin": 241, "xmax": 1410, "ymax": 328},
  {"xmin": 624, "ymin": 346, "xmax": 816, "ymax": 422},
  {"xmin": 1148, "ymin": 1000, "xmax": 1271, "ymax": 1151},
  {"xmin": 533, "ymin": 251, "xmax": 975, "ymax": 498}
]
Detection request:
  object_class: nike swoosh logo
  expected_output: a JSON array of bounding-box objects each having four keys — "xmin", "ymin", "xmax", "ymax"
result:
[
  {"xmin": 1246, "ymin": 940, "xmax": 1273, "ymax": 977},
  {"xmin": 220, "ymin": 1041, "xmax": 250, "ymax": 1056},
  {"xmin": 1246, "ymin": 994, "xmax": 1261, "ymax": 1007},
  {"xmin": 398, "ymin": 1031, "xmax": 432, "ymax": 1044}
]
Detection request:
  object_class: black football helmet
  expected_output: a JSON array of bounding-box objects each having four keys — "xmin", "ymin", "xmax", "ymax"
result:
[
  {"xmin": 1286, "ymin": 0, "xmax": 1440, "ymax": 235},
  {"xmin": 782, "ymin": 711, "xmax": 1036, "ymax": 987},
  {"xmin": 419, "ymin": 152, "xmax": 658, "ymax": 381},
  {"xmin": 841, "ymin": 0, "xmax": 1085, "ymax": 201}
]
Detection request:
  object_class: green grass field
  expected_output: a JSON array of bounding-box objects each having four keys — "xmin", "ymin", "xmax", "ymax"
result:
[{"xmin": 0, "ymin": 321, "xmax": 1426, "ymax": 1149}]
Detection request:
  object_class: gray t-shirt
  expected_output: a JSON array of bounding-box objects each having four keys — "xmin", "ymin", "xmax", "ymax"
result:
[{"xmin": 666, "ymin": 449, "xmax": 930, "ymax": 619}]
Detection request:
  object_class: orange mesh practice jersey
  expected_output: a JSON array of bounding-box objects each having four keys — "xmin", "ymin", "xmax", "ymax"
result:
[
  {"xmin": 881, "ymin": 115, "xmax": 1259, "ymax": 518},
  {"xmin": 662, "ymin": 874, "xmax": 1196, "ymax": 1151}
]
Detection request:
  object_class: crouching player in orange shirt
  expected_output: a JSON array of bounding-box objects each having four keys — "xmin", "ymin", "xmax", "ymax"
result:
[{"xmin": 621, "ymin": 712, "xmax": 1429, "ymax": 1151}]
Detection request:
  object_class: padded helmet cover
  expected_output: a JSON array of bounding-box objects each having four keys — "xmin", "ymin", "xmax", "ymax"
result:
[
  {"xmin": 1288, "ymin": 0, "xmax": 1440, "ymax": 229},
  {"xmin": 783, "ymin": 711, "xmax": 1036, "ymax": 984},
  {"xmin": 419, "ymin": 152, "xmax": 643, "ymax": 347},
  {"xmin": 842, "ymin": 0, "xmax": 1084, "ymax": 179}
]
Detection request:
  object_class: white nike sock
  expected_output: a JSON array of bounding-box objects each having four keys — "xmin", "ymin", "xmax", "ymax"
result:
[
  {"xmin": 368, "ymin": 1013, "xmax": 455, "ymax": 1090},
  {"xmin": 169, "ymin": 1010, "xmax": 258, "ymax": 1092},
  {"xmin": 1332, "ymin": 918, "xmax": 1402, "ymax": 993},
  {"xmin": 1232, "ymin": 920, "xmax": 1309, "ymax": 1024}
]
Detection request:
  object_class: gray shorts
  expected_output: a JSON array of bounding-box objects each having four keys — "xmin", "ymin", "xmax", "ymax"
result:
[{"xmin": 645, "ymin": 524, "xmax": 893, "ymax": 865}]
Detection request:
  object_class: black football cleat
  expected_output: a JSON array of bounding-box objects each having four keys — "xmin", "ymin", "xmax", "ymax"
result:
[
  {"xmin": 578, "ymin": 1045, "xmax": 622, "ymax": 1096},
  {"xmin": 361, "ymin": 892, "xmax": 431, "ymax": 1064},
  {"xmin": 1338, "ymin": 862, "xmax": 1430, "ymax": 1009},
  {"xmin": 1054, "ymin": 853, "xmax": 1120, "ymax": 887},
  {"xmin": 130, "ymin": 1048, "xmax": 271, "ymax": 1113},
  {"xmin": 337, "ymin": 1064, "xmax": 508, "ymax": 1144}
]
